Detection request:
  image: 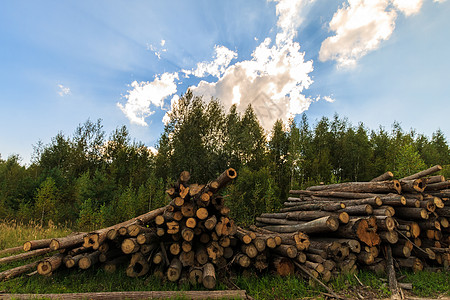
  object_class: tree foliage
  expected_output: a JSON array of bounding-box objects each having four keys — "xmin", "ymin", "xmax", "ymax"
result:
[{"xmin": 0, "ymin": 93, "xmax": 449, "ymax": 227}]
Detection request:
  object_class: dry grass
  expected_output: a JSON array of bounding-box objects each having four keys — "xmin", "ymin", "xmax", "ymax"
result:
[{"xmin": 0, "ymin": 219, "xmax": 72, "ymax": 251}]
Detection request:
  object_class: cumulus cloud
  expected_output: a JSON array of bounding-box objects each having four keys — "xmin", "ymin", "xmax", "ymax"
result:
[
  {"xmin": 58, "ymin": 84, "xmax": 71, "ymax": 96},
  {"xmin": 185, "ymin": 0, "xmax": 316, "ymax": 131},
  {"xmin": 183, "ymin": 45, "xmax": 237, "ymax": 78},
  {"xmin": 323, "ymin": 95, "xmax": 335, "ymax": 103},
  {"xmin": 319, "ymin": 0, "xmax": 397, "ymax": 68},
  {"xmin": 392, "ymin": 0, "xmax": 423, "ymax": 16},
  {"xmin": 319, "ymin": 0, "xmax": 446, "ymax": 68},
  {"xmin": 118, "ymin": 72, "xmax": 178, "ymax": 126}
]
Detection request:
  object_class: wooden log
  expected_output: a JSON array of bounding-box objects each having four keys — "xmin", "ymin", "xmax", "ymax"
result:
[
  {"xmin": 400, "ymin": 179, "xmax": 426, "ymax": 193},
  {"xmin": 426, "ymin": 175, "xmax": 445, "ymax": 184},
  {"xmin": 274, "ymin": 244, "xmax": 298, "ymax": 259},
  {"xmin": 371, "ymin": 171, "xmax": 394, "ymax": 182},
  {"xmin": 306, "ymin": 180, "xmax": 402, "ymax": 194},
  {"xmin": 202, "ymin": 263, "xmax": 216, "ymax": 289},
  {"xmin": 0, "ymin": 260, "xmax": 39, "ymax": 281},
  {"xmin": 169, "ymin": 243, "xmax": 181, "ymax": 256},
  {"xmin": 234, "ymin": 253, "xmax": 251, "ymax": 268},
  {"xmin": 343, "ymin": 197, "xmax": 382, "ymax": 207},
  {"xmin": 401, "ymin": 165, "xmax": 442, "ymax": 180},
  {"xmin": 51, "ymin": 233, "xmax": 85, "ymax": 251},
  {"xmin": 273, "ymin": 256, "xmax": 294, "ymax": 276},
  {"xmin": 436, "ymin": 207, "xmax": 450, "ymax": 217},
  {"xmin": 375, "ymin": 216, "xmax": 396, "ymax": 231},
  {"xmin": 425, "ymin": 180, "xmax": 450, "ymax": 191},
  {"xmin": 380, "ymin": 195, "xmax": 406, "ymax": 207},
  {"xmin": 166, "ymin": 221, "xmax": 180, "ymax": 235},
  {"xmin": 99, "ymin": 248, "xmax": 122, "ymax": 263},
  {"xmin": 23, "ymin": 238, "xmax": 53, "ymax": 252},
  {"xmin": 0, "ymin": 247, "xmax": 53, "ymax": 265},
  {"xmin": 261, "ymin": 216, "xmax": 339, "ymax": 234},
  {"xmin": 210, "ymin": 168, "xmax": 237, "ymax": 192},
  {"xmin": 385, "ymin": 245, "xmax": 402, "ymax": 300},
  {"xmin": 336, "ymin": 218, "xmax": 380, "ymax": 247},
  {"xmin": 121, "ymin": 238, "xmax": 140, "ymax": 254},
  {"xmin": 167, "ymin": 257, "xmax": 182, "ymax": 282},
  {"xmin": 180, "ymin": 250, "xmax": 195, "ymax": 267},
  {"xmin": 126, "ymin": 253, "xmax": 149, "ymax": 278},
  {"xmin": 79, "ymin": 251, "xmax": 100, "ymax": 269},
  {"xmin": 281, "ymin": 202, "xmax": 345, "ymax": 212},
  {"xmin": 37, "ymin": 253, "xmax": 64, "ymax": 276},
  {"xmin": 188, "ymin": 267, "xmax": 203, "ymax": 285},
  {"xmin": 338, "ymin": 204, "xmax": 373, "ymax": 215},
  {"xmin": 379, "ymin": 230, "xmax": 399, "ymax": 244},
  {"xmin": 136, "ymin": 231, "xmax": 157, "ymax": 245},
  {"xmin": 255, "ymin": 217, "xmax": 299, "ymax": 225},
  {"xmin": 395, "ymin": 207, "xmax": 429, "ymax": 220},
  {"xmin": 64, "ymin": 254, "xmax": 83, "ymax": 268},
  {"xmin": 404, "ymin": 198, "xmax": 421, "ymax": 208},
  {"xmin": 0, "ymin": 246, "xmax": 23, "ymax": 256},
  {"xmin": 103, "ymin": 256, "xmax": 128, "ymax": 273}
]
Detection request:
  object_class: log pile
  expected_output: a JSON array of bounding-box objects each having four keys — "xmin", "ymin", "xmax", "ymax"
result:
[
  {"xmin": 1, "ymin": 166, "xmax": 448, "ymax": 291},
  {"xmin": 255, "ymin": 165, "xmax": 449, "ymax": 281}
]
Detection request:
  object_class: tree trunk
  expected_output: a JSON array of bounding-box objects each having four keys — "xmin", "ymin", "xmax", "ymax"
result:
[
  {"xmin": 0, "ymin": 260, "xmax": 39, "ymax": 281},
  {"xmin": 79, "ymin": 251, "xmax": 100, "ymax": 269},
  {"xmin": 166, "ymin": 257, "xmax": 182, "ymax": 282},
  {"xmin": 401, "ymin": 165, "xmax": 442, "ymax": 180},
  {"xmin": 371, "ymin": 171, "xmax": 394, "ymax": 182},
  {"xmin": 0, "ymin": 247, "xmax": 53, "ymax": 265},
  {"xmin": 37, "ymin": 253, "xmax": 64, "ymax": 276},
  {"xmin": 261, "ymin": 216, "xmax": 339, "ymax": 234},
  {"xmin": 126, "ymin": 253, "xmax": 149, "ymax": 278},
  {"xmin": 202, "ymin": 263, "xmax": 216, "ymax": 289},
  {"xmin": 306, "ymin": 180, "xmax": 401, "ymax": 194}
]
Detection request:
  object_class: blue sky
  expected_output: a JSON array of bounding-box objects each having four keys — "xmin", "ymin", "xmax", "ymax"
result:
[{"xmin": 0, "ymin": 0, "xmax": 449, "ymax": 164}]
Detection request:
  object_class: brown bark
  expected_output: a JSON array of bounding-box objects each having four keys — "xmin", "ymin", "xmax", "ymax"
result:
[
  {"xmin": 425, "ymin": 180, "xmax": 450, "ymax": 191},
  {"xmin": 23, "ymin": 238, "xmax": 53, "ymax": 252},
  {"xmin": 280, "ymin": 202, "xmax": 344, "ymax": 212},
  {"xmin": 306, "ymin": 180, "xmax": 402, "ymax": 194},
  {"xmin": 402, "ymin": 165, "xmax": 442, "ymax": 180},
  {"xmin": 273, "ymin": 256, "xmax": 294, "ymax": 276},
  {"xmin": 371, "ymin": 171, "xmax": 394, "ymax": 182},
  {"xmin": 64, "ymin": 254, "xmax": 83, "ymax": 268},
  {"xmin": 336, "ymin": 218, "xmax": 380, "ymax": 247},
  {"xmin": 51, "ymin": 233, "xmax": 85, "ymax": 251},
  {"xmin": 255, "ymin": 217, "xmax": 299, "ymax": 225},
  {"xmin": 126, "ymin": 253, "xmax": 149, "ymax": 278},
  {"xmin": 121, "ymin": 238, "xmax": 140, "ymax": 254},
  {"xmin": 261, "ymin": 216, "xmax": 339, "ymax": 234},
  {"xmin": 99, "ymin": 248, "xmax": 122, "ymax": 263},
  {"xmin": 0, "ymin": 260, "xmax": 39, "ymax": 281},
  {"xmin": 0, "ymin": 246, "xmax": 23, "ymax": 256},
  {"xmin": 179, "ymin": 250, "xmax": 195, "ymax": 267},
  {"xmin": 37, "ymin": 253, "xmax": 64, "ymax": 276},
  {"xmin": 338, "ymin": 204, "xmax": 373, "ymax": 215},
  {"xmin": 166, "ymin": 257, "xmax": 182, "ymax": 282},
  {"xmin": 274, "ymin": 244, "xmax": 298, "ymax": 258},
  {"xmin": 79, "ymin": 251, "xmax": 100, "ymax": 269},
  {"xmin": 379, "ymin": 230, "xmax": 399, "ymax": 244},
  {"xmin": 395, "ymin": 207, "xmax": 429, "ymax": 220},
  {"xmin": 202, "ymin": 263, "xmax": 216, "ymax": 289},
  {"xmin": 0, "ymin": 247, "xmax": 53, "ymax": 265},
  {"xmin": 342, "ymin": 197, "xmax": 382, "ymax": 207},
  {"xmin": 385, "ymin": 245, "xmax": 402, "ymax": 300},
  {"xmin": 375, "ymin": 216, "xmax": 396, "ymax": 231},
  {"xmin": 400, "ymin": 179, "xmax": 426, "ymax": 193},
  {"xmin": 396, "ymin": 257, "xmax": 423, "ymax": 272}
]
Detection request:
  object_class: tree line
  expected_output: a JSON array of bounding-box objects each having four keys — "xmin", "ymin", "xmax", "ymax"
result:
[{"xmin": 1, "ymin": 90, "xmax": 449, "ymax": 227}]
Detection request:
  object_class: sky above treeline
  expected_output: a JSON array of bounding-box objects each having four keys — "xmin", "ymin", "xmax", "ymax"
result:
[{"xmin": 1, "ymin": 0, "xmax": 449, "ymax": 164}]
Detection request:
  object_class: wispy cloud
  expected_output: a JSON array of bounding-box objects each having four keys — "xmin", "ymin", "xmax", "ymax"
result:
[
  {"xmin": 146, "ymin": 39, "xmax": 167, "ymax": 59},
  {"xmin": 57, "ymin": 84, "xmax": 71, "ymax": 96},
  {"xmin": 117, "ymin": 72, "xmax": 178, "ymax": 126}
]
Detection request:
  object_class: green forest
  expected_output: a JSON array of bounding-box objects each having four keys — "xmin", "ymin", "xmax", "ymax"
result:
[{"xmin": 1, "ymin": 91, "xmax": 449, "ymax": 228}]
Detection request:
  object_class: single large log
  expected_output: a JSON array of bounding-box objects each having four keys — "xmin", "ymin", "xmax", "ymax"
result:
[
  {"xmin": 202, "ymin": 263, "xmax": 216, "ymax": 289},
  {"xmin": 342, "ymin": 197, "xmax": 382, "ymax": 207},
  {"xmin": 385, "ymin": 245, "xmax": 402, "ymax": 300},
  {"xmin": 255, "ymin": 217, "xmax": 299, "ymax": 226},
  {"xmin": 280, "ymin": 202, "xmax": 344, "ymax": 212},
  {"xmin": 37, "ymin": 253, "xmax": 64, "ymax": 276},
  {"xmin": 121, "ymin": 238, "xmax": 140, "ymax": 254},
  {"xmin": 50, "ymin": 233, "xmax": 85, "ymax": 251},
  {"xmin": 338, "ymin": 204, "xmax": 373, "ymax": 215},
  {"xmin": 396, "ymin": 257, "xmax": 423, "ymax": 272},
  {"xmin": 375, "ymin": 216, "xmax": 396, "ymax": 231},
  {"xmin": 274, "ymin": 244, "xmax": 298, "ymax": 258},
  {"xmin": 23, "ymin": 238, "xmax": 53, "ymax": 252},
  {"xmin": 0, "ymin": 260, "xmax": 39, "ymax": 281},
  {"xmin": 2, "ymin": 291, "xmax": 250, "ymax": 299},
  {"xmin": 400, "ymin": 179, "xmax": 426, "ymax": 193},
  {"xmin": 0, "ymin": 246, "xmax": 24, "ymax": 257},
  {"xmin": 379, "ymin": 230, "xmax": 399, "ymax": 244},
  {"xmin": 0, "ymin": 247, "xmax": 53, "ymax": 265},
  {"xmin": 79, "ymin": 251, "xmax": 100, "ymax": 269},
  {"xmin": 336, "ymin": 218, "xmax": 380, "ymax": 247},
  {"xmin": 167, "ymin": 257, "xmax": 182, "ymax": 282},
  {"xmin": 210, "ymin": 168, "xmax": 237, "ymax": 192},
  {"xmin": 394, "ymin": 207, "xmax": 429, "ymax": 220},
  {"xmin": 401, "ymin": 165, "xmax": 442, "ymax": 180},
  {"xmin": 126, "ymin": 253, "xmax": 149, "ymax": 278},
  {"xmin": 371, "ymin": 171, "xmax": 394, "ymax": 182},
  {"xmin": 261, "ymin": 216, "xmax": 339, "ymax": 234},
  {"xmin": 306, "ymin": 180, "xmax": 401, "ymax": 194},
  {"xmin": 425, "ymin": 181, "xmax": 450, "ymax": 191},
  {"xmin": 64, "ymin": 254, "xmax": 83, "ymax": 268}
]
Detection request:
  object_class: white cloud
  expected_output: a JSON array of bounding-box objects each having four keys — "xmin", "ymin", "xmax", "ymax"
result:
[
  {"xmin": 190, "ymin": 36, "xmax": 314, "ymax": 131},
  {"xmin": 319, "ymin": 0, "xmax": 446, "ymax": 67},
  {"xmin": 323, "ymin": 95, "xmax": 335, "ymax": 103},
  {"xmin": 162, "ymin": 94, "xmax": 180, "ymax": 125},
  {"xmin": 118, "ymin": 72, "xmax": 178, "ymax": 126},
  {"xmin": 183, "ymin": 45, "xmax": 237, "ymax": 78},
  {"xmin": 146, "ymin": 42, "xmax": 167, "ymax": 59},
  {"xmin": 392, "ymin": 0, "xmax": 423, "ymax": 16},
  {"xmin": 319, "ymin": 0, "xmax": 397, "ymax": 68},
  {"xmin": 58, "ymin": 84, "xmax": 71, "ymax": 96},
  {"xmin": 148, "ymin": 146, "xmax": 158, "ymax": 155},
  {"xmin": 433, "ymin": 0, "xmax": 446, "ymax": 2}
]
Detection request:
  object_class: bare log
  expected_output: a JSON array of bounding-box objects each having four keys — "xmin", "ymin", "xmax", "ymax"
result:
[
  {"xmin": 371, "ymin": 171, "xmax": 394, "ymax": 182},
  {"xmin": 0, "ymin": 247, "xmax": 53, "ymax": 265},
  {"xmin": 0, "ymin": 260, "xmax": 39, "ymax": 281},
  {"xmin": 261, "ymin": 216, "xmax": 339, "ymax": 234},
  {"xmin": 306, "ymin": 180, "xmax": 401, "ymax": 194},
  {"xmin": 202, "ymin": 263, "xmax": 216, "ymax": 289},
  {"xmin": 401, "ymin": 165, "xmax": 442, "ymax": 180},
  {"xmin": 37, "ymin": 253, "xmax": 64, "ymax": 276}
]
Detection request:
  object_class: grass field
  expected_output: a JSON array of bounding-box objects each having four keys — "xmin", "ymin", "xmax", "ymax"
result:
[{"xmin": 0, "ymin": 221, "xmax": 449, "ymax": 299}]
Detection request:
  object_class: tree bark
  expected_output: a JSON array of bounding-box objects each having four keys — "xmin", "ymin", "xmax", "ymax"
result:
[
  {"xmin": 401, "ymin": 165, "xmax": 442, "ymax": 180},
  {"xmin": 371, "ymin": 171, "xmax": 394, "ymax": 182},
  {"xmin": 0, "ymin": 247, "xmax": 53, "ymax": 265},
  {"xmin": 202, "ymin": 263, "xmax": 216, "ymax": 289},
  {"xmin": 306, "ymin": 180, "xmax": 401, "ymax": 194},
  {"xmin": 0, "ymin": 260, "xmax": 39, "ymax": 281},
  {"xmin": 261, "ymin": 216, "xmax": 339, "ymax": 234}
]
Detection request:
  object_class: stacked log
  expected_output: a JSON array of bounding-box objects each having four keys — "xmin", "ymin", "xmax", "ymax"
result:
[
  {"xmin": 255, "ymin": 165, "xmax": 449, "ymax": 280},
  {"xmin": 1, "ymin": 165, "xmax": 448, "ymax": 289}
]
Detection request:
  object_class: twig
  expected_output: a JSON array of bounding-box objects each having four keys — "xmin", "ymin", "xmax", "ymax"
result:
[
  {"xmin": 353, "ymin": 274, "xmax": 364, "ymax": 287},
  {"xmin": 294, "ymin": 261, "xmax": 343, "ymax": 299}
]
